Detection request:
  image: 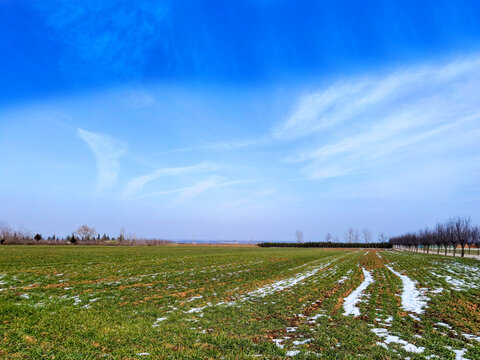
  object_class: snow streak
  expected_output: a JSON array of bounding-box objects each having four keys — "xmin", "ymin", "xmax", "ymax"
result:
[
  {"xmin": 386, "ymin": 265, "xmax": 427, "ymax": 315},
  {"xmin": 343, "ymin": 268, "xmax": 374, "ymax": 316}
]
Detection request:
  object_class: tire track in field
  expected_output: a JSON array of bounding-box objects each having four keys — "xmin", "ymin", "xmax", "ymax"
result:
[
  {"xmin": 354, "ymin": 252, "xmax": 427, "ymax": 356},
  {"xmin": 385, "ymin": 265, "xmax": 428, "ymax": 316},
  {"xmin": 262, "ymin": 252, "xmax": 364, "ymax": 355},
  {"xmin": 342, "ymin": 267, "xmax": 374, "ymax": 316},
  {"xmin": 153, "ymin": 252, "xmax": 351, "ymax": 327}
]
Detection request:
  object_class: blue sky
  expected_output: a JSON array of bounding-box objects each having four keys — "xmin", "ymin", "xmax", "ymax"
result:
[{"xmin": 1, "ymin": 1, "xmax": 480, "ymax": 241}]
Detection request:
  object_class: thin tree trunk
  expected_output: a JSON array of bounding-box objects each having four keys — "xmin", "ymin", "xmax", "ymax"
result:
[{"xmin": 461, "ymin": 244, "xmax": 465, "ymax": 258}]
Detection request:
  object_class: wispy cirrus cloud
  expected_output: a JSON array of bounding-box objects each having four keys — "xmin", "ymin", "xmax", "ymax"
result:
[
  {"xmin": 277, "ymin": 55, "xmax": 480, "ymax": 182},
  {"xmin": 274, "ymin": 56, "xmax": 480, "ymax": 141},
  {"xmin": 153, "ymin": 136, "xmax": 272, "ymax": 157},
  {"xmin": 123, "ymin": 162, "xmax": 218, "ymax": 197},
  {"xmin": 77, "ymin": 128, "xmax": 127, "ymax": 191},
  {"xmin": 141, "ymin": 177, "xmax": 255, "ymax": 203}
]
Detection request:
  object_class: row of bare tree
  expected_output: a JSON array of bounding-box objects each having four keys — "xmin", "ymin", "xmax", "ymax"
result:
[
  {"xmin": 0, "ymin": 222, "xmax": 171, "ymax": 246},
  {"xmin": 294, "ymin": 228, "xmax": 388, "ymax": 244},
  {"xmin": 389, "ymin": 217, "xmax": 480, "ymax": 257}
]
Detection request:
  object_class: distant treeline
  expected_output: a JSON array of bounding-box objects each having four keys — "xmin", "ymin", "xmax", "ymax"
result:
[
  {"xmin": 389, "ymin": 216, "xmax": 480, "ymax": 257},
  {"xmin": 0, "ymin": 223, "xmax": 171, "ymax": 246},
  {"xmin": 258, "ymin": 241, "xmax": 392, "ymax": 248}
]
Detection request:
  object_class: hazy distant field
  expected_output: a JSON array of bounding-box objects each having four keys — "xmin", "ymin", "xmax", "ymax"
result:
[{"xmin": 0, "ymin": 246, "xmax": 479, "ymax": 359}]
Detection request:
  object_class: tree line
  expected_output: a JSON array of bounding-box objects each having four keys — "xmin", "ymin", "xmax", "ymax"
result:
[
  {"xmin": 0, "ymin": 222, "xmax": 171, "ymax": 246},
  {"xmin": 258, "ymin": 241, "xmax": 392, "ymax": 248},
  {"xmin": 389, "ymin": 217, "xmax": 480, "ymax": 257}
]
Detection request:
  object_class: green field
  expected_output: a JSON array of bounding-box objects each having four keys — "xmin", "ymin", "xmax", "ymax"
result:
[{"xmin": 0, "ymin": 246, "xmax": 479, "ymax": 359}]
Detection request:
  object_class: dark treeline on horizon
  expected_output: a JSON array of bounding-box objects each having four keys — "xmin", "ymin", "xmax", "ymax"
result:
[
  {"xmin": 389, "ymin": 216, "xmax": 480, "ymax": 257},
  {"xmin": 258, "ymin": 242, "xmax": 392, "ymax": 248}
]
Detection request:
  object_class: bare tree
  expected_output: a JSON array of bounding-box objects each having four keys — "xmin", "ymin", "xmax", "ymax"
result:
[
  {"xmin": 452, "ymin": 217, "xmax": 471, "ymax": 258},
  {"xmin": 0, "ymin": 221, "xmax": 12, "ymax": 244},
  {"xmin": 75, "ymin": 225, "xmax": 97, "ymax": 242},
  {"xmin": 437, "ymin": 223, "xmax": 451, "ymax": 256},
  {"xmin": 295, "ymin": 230, "xmax": 304, "ymax": 244},
  {"xmin": 344, "ymin": 227, "xmax": 355, "ymax": 243},
  {"xmin": 378, "ymin": 232, "xmax": 388, "ymax": 243},
  {"xmin": 325, "ymin": 233, "xmax": 333, "ymax": 242},
  {"xmin": 434, "ymin": 223, "xmax": 445, "ymax": 255},
  {"xmin": 418, "ymin": 228, "xmax": 434, "ymax": 254},
  {"xmin": 389, "ymin": 217, "xmax": 479, "ymax": 257},
  {"xmin": 472, "ymin": 225, "xmax": 480, "ymax": 255},
  {"xmin": 361, "ymin": 229, "xmax": 372, "ymax": 243},
  {"xmin": 118, "ymin": 227, "xmax": 126, "ymax": 243}
]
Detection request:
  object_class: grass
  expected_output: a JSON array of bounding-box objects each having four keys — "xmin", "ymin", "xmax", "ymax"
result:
[{"xmin": 0, "ymin": 245, "xmax": 479, "ymax": 359}]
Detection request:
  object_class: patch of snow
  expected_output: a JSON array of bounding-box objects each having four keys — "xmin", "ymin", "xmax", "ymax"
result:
[
  {"xmin": 434, "ymin": 274, "xmax": 473, "ymax": 291},
  {"xmin": 432, "ymin": 262, "xmax": 480, "ymax": 291},
  {"xmin": 377, "ymin": 342, "xmax": 388, "ymax": 349},
  {"xmin": 446, "ymin": 347, "xmax": 469, "ymax": 360},
  {"xmin": 286, "ymin": 350, "xmax": 300, "ymax": 356},
  {"xmin": 338, "ymin": 269, "xmax": 352, "ymax": 284},
  {"xmin": 241, "ymin": 262, "xmax": 331, "ymax": 300},
  {"xmin": 409, "ymin": 314, "xmax": 421, "ymax": 321},
  {"xmin": 463, "ymin": 333, "xmax": 480, "ymax": 342},
  {"xmin": 152, "ymin": 317, "xmax": 167, "ymax": 327},
  {"xmin": 436, "ymin": 322, "xmax": 452, "ymax": 329},
  {"xmin": 371, "ymin": 328, "xmax": 424, "ymax": 354},
  {"xmin": 185, "ymin": 304, "xmax": 210, "ymax": 314},
  {"xmin": 307, "ymin": 313, "xmax": 325, "ymax": 322},
  {"xmin": 343, "ymin": 268, "xmax": 374, "ymax": 316},
  {"xmin": 272, "ymin": 339, "xmax": 285, "ymax": 349},
  {"xmin": 292, "ymin": 339, "xmax": 311, "ymax": 346},
  {"xmin": 386, "ymin": 265, "xmax": 427, "ymax": 315}
]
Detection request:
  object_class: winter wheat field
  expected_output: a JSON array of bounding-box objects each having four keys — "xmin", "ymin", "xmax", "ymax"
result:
[{"xmin": 0, "ymin": 246, "xmax": 479, "ymax": 359}]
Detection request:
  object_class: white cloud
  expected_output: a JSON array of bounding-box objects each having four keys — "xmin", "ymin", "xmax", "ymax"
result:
[
  {"xmin": 77, "ymin": 128, "xmax": 127, "ymax": 191},
  {"xmin": 274, "ymin": 56, "xmax": 480, "ymax": 140},
  {"xmin": 123, "ymin": 162, "xmax": 218, "ymax": 196},
  {"xmin": 141, "ymin": 177, "xmax": 254, "ymax": 203},
  {"xmin": 277, "ymin": 55, "xmax": 480, "ymax": 181},
  {"xmin": 152, "ymin": 136, "xmax": 272, "ymax": 157},
  {"xmin": 175, "ymin": 178, "xmax": 221, "ymax": 203}
]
